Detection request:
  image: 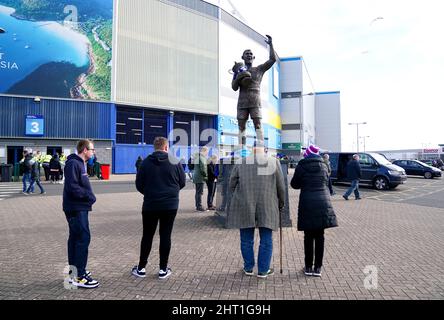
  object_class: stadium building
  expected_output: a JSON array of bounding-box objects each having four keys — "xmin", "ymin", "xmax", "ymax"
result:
[{"xmin": 0, "ymin": 0, "xmax": 341, "ymax": 173}]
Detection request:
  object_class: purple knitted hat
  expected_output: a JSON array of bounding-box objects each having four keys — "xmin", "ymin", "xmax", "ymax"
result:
[{"xmin": 303, "ymin": 144, "xmax": 320, "ymax": 158}]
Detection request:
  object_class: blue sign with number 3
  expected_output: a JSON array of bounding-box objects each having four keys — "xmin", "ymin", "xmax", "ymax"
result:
[{"xmin": 25, "ymin": 115, "xmax": 44, "ymax": 136}]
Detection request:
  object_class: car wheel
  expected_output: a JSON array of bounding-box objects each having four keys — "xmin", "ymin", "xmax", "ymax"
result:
[
  {"xmin": 374, "ymin": 176, "xmax": 389, "ymax": 190},
  {"xmin": 424, "ymin": 171, "xmax": 432, "ymax": 179}
]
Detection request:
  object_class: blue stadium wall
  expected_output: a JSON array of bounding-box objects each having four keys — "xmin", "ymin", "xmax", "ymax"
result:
[
  {"xmin": 0, "ymin": 95, "xmax": 115, "ymax": 168},
  {"xmin": 0, "ymin": 95, "xmax": 114, "ymax": 139}
]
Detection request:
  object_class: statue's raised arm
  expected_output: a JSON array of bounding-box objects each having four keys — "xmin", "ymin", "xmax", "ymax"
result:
[{"xmin": 259, "ymin": 35, "xmax": 276, "ymax": 72}]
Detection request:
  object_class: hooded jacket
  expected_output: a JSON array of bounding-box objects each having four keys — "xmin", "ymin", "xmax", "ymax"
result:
[
  {"xmin": 290, "ymin": 156, "xmax": 338, "ymax": 231},
  {"xmin": 63, "ymin": 154, "xmax": 96, "ymax": 212},
  {"xmin": 136, "ymin": 151, "xmax": 186, "ymax": 211}
]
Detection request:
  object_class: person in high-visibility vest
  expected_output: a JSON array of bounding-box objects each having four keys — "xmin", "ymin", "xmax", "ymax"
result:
[
  {"xmin": 59, "ymin": 152, "xmax": 67, "ymax": 181},
  {"xmin": 42, "ymin": 153, "xmax": 52, "ymax": 181},
  {"xmin": 60, "ymin": 152, "xmax": 67, "ymax": 163}
]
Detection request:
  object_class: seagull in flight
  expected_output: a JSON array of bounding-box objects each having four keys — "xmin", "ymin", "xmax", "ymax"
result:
[{"xmin": 370, "ymin": 17, "xmax": 384, "ymax": 25}]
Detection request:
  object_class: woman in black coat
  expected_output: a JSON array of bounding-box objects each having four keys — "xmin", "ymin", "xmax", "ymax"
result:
[
  {"xmin": 206, "ymin": 155, "xmax": 218, "ymax": 210},
  {"xmin": 49, "ymin": 154, "xmax": 62, "ymax": 183},
  {"xmin": 290, "ymin": 145, "xmax": 338, "ymax": 277}
]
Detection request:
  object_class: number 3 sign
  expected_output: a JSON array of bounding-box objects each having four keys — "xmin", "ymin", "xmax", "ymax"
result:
[{"xmin": 25, "ymin": 115, "xmax": 44, "ymax": 136}]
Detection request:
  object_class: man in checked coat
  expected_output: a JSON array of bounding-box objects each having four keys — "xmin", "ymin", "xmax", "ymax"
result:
[{"xmin": 226, "ymin": 145, "xmax": 286, "ymax": 278}]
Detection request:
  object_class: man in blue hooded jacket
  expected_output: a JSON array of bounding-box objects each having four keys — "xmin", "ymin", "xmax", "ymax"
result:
[{"xmin": 63, "ymin": 139, "xmax": 98, "ymax": 288}]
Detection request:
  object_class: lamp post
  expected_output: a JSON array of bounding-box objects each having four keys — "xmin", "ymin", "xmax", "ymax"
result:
[
  {"xmin": 348, "ymin": 122, "xmax": 367, "ymax": 152},
  {"xmin": 360, "ymin": 135, "xmax": 370, "ymax": 152}
]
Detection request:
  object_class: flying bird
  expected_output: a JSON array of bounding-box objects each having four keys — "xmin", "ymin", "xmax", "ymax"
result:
[{"xmin": 370, "ymin": 17, "xmax": 384, "ymax": 25}]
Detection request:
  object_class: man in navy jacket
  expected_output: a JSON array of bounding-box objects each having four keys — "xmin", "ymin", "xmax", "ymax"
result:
[
  {"xmin": 343, "ymin": 154, "xmax": 362, "ymax": 200},
  {"xmin": 63, "ymin": 139, "xmax": 98, "ymax": 288},
  {"xmin": 132, "ymin": 137, "xmax": 186, "ymax": 280}
]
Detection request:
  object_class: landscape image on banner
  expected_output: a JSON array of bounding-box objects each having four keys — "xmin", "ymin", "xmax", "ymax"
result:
[{"xmin": 0, "ymin": 0, "xmax": 113, "ymax": 101}]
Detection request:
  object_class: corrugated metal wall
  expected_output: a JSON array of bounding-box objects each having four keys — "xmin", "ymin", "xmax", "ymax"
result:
[
  {"xmin": 0, "ymin": 96, "xmax": 113, "ymax": 139},
  {"xmin": 114, "ymin": 0, "xmax": 219, "ymax": 113},
  {"xmin": 114, "ymin": 144, "xmax": 155, "ymax": 174}
]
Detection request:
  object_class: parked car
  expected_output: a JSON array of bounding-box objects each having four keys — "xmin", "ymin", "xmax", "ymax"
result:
[
  {"xmin": 392, "ymin": 160, "xmax": 442, "ymax": 179},
  {"xmin": 420, "ymin": 159, "xmax": 434, "ymax": 166},
  {"xmin": 327, "ymin": 152, "xmax": 407, "ymax": 190}
]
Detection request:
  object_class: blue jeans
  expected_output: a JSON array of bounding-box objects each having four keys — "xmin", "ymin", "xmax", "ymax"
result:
[
  {"xmin": 22, "ymin": 173, "xmax": 33, "ymax": 193},
  {"xmin": 26, "ymin": 178, "xmax": 45, "ymax": 194},
  {"xmin": 344, "ymin": 179, "xmax": 360, "ymax": 199},
  {"xmin": 64, "ymin": 211, "xmax": 91, "ymax": 278},
  {"xmin": 240, "ymin": 227, "xmax": 273, "ymax": 274}
]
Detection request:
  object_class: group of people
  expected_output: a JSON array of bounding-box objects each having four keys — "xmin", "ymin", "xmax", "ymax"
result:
[
  {"xmin": 188, "ymin": 147, "xmax": 219, "ymax": 211},
  {"xmin": 20, "ymin": 150, "xmax": 46, "ymax": 195},
  {"xmin": 20, "ymin": 150, "xmax": 68, "ymax": 195},
  {"xmin": 62, "ymin": 137, "xmax": 342, "ymax": 289}
]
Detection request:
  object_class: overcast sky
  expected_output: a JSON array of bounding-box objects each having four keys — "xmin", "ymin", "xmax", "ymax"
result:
[{"xmin": 212, "ymin": 0, "xmax": 444, "ymax": 152}]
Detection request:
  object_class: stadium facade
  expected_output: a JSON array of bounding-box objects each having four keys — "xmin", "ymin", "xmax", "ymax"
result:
[{"xmin": 0, "ymin": 0, "xmax": 341, "ymax": 173}]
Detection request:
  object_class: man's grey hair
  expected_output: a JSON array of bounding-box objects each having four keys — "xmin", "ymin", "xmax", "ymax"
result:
[{"xmin": 353, "ymin": 154, "xmax": 360, "ymax": 160}]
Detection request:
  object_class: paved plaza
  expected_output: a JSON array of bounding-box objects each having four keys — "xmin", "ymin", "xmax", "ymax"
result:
[{"xmin": 0, "ymin": 175, "xmax": 443, "ymax": 300}]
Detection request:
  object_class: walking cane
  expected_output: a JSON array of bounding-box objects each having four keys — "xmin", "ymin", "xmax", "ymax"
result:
[{"xmin": 279, "ymin": 208, "xmax": 283, "ymax": 274}]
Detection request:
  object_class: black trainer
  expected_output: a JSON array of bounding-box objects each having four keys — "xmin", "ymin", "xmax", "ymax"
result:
[
  {"xmin": 304, "ymin": 266, "xmax": 313, "ymax": 276},
  {"xmin": 257, "ymin": 268, "xmax": 274, "ymax": 278},
  {"xmin": 131, "ymin": 265, "xmax": 146, "ymax": 278},
  {"xmin": 313, "ymin": 267, "xmax": 322, "ymax": 277},
  {"xmin": 243, "ymin": 268, "xmax": 254, "ymax": 276},
  {"xmin": 159, "ymin": 268, "xmax": 172, "ymax": 279},
  {"xmin": 342, "ymin": 195, "xmax": 349, "ymax": 201}
]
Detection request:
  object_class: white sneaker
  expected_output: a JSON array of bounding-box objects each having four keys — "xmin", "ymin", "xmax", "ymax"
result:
[
  {"xmin": 72, "ymin": 275, "xmax": 99, "ymax": 289},
  {"xmin": 68, "ymin": 270, "xmax": 91, "ymax": 283}
]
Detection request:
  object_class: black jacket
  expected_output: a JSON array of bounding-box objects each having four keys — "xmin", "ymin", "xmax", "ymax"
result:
[
  {"xmin": 346, "ymin": 159, "xmax": 362, "ymax": 181},
  {"xmin": 135, "ymin": 158, "xmax": 143, "ymax": 171},
  {"xmin": 63, "ymin": 154, "xmax": 96, "ymax": 212},
  {"xmin": 290, "ymin": 157, "xmax": 338, "ymax": 231},
  {"xmin": 49, "ymin": 157, "xmax": 62, "ymax": 171},
  {"xmin": 136, "ymin": 151, "xmax": 186, "ymax": 211},
  {"xmin": 30, "ymin": 161, "xmax": 41, "ymax": 180},
  {"xmin": 22, "ymin": 154, "xmax": 33, "ymax": 174},
  {"xmin": 207, "ymin": 162, "xmax": 217, "ymax": 182}
]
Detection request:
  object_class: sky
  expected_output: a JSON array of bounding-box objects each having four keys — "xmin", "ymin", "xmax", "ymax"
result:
[{"xmin": 211, "ymin": 0, "xmax": 444, "ymax": 152}]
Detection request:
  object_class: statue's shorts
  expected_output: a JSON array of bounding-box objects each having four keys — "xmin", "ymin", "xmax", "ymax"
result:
[{"xmin": 237, "ymin": 107, "xmax": 262, "ymax": 120}]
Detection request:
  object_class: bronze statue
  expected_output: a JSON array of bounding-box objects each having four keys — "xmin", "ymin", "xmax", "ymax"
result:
[{"xmin": 232, "ymin": 35, "xmax": 276, "ymax": 147}]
